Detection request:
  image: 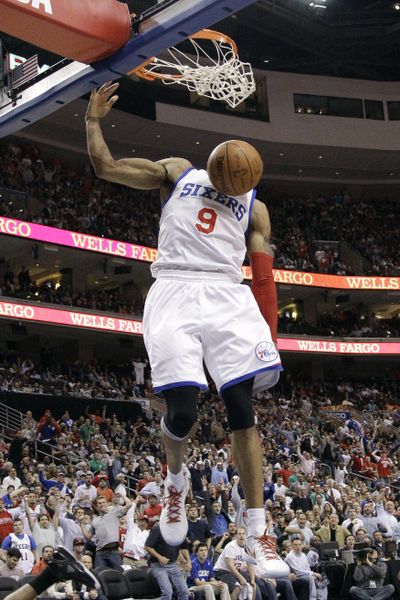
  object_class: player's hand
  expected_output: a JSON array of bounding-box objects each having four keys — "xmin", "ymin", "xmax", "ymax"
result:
[{"xmin": 86, "ymin": 82, "xmax": 119, "ymax": 121}]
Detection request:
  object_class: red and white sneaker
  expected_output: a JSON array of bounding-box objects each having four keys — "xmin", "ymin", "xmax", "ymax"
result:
[
  {"xmin": 247, "ymin": 532, "xmax": 290, "ymax": 579},
  {"xmin": 160, "ymin": 470, "xmax": 189, "ymax": 546}
]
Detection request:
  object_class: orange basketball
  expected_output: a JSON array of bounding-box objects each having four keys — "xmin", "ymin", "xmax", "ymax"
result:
[{"xmin": 207, "ymin": 140, "xmax": 263, "ymax": 197}]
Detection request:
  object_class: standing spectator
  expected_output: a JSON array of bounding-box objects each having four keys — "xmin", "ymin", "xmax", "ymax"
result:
[
  {"xmin": 0, "ymin": 498, "xmax": 13, "ymax": 543},
  {"xmin": 342, "ymin": 508, "xmax": 365, "ymax": 536},
  {"xmin": 36, "ymin": 414, "xmax": 60, "ymax": 445},
  {"xmin": 73, "ymin": 475, "xmax": 97, "ymax": 509},
  {"xmin": 211, "ymin": 461, "xmax": 229, "ymax": 486},
  {"xmin": 123, "ymin": 502, "xmax": 150, "ymax": 568},
  {"xmin": 81, "ymin": 495, "xmax": 131, "ymax": 570},
  {"xmin": 188, "ymin": 542, "xmax": 230, "ymax": 600},
  {"xmin": 53, "ymin": 503, "xmax": 90, "ymax": 552},
  {"xmin": 38, "ymin": 468, "xmax": 71, "ymax": 496},
  {"xmin": 290, "ymin": 487, "xmax": 312, "ymax": 513},
  {"xmin": 187, "ymin": 505, "xmax": 212, "ymax": 551},
  {"xmin": 2, "ymin": 468, "xmax": 22, "ymax": 491},
  {"xmin": 26, "ymin": 502, "xmax": 56, "ymax": 556},
  {"xmin": 2, "ymin": 518, "xmax": 39, "ymax": 574},
  {"xmin": 145, "ymin": 524, "xmax": 190, "ymax": 600},
  {"xmin": 143, "ymin": 494, "xmax": 162, "ymax": 529}
]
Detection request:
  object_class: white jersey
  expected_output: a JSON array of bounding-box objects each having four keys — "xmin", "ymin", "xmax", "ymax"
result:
[
  {"xmin": 151, "ymin": 167, "xmax": 256, "ymax": 283},
  {"xmin": 9, "ymin": 532, "xmax": 35, "ymax": 574}
]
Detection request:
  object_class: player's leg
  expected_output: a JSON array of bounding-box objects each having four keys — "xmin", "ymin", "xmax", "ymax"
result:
[
  {"xmin": 143, "ymin": 278, "xmax": 207, "ymax": 545},
  {"xmin": 3, "ymin": 546, "xmax": 100, "ymax": 600},
  {"xmin": 220, "ymin": 379, "xmax": 264, "ymax": 531},
  {"xmin": 159, "ymin": 385, "xmax": 199, "ymax": 545}
]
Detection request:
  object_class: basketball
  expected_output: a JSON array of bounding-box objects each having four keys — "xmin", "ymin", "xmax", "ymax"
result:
[{"xmin": 207, "ymin": 140, "xmax": 264, "ymax": 197}]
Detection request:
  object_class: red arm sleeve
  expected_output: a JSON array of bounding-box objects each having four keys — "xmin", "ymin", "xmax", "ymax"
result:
[{"xmin": 250, "ymin": 252, "xmax": 278, "ymax": 344}]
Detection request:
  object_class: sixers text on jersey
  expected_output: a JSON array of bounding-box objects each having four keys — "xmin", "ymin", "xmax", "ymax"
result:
[{"xmin": 180, "ymin": 182, "xmax": 247, "ymax": 222}]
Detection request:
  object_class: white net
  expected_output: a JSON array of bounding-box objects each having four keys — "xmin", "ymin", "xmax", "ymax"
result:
[{"xmin": 137, "ymin": 35, "xmax": 256, "ymax": 108}]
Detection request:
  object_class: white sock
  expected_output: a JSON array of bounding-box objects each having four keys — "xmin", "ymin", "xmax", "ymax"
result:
[
  {"xmin": 166, "ymin": 467, "xmax": 184, "ymax": 488},
  {"xmin": 247, "ymin": 508, "xmax": 266, "ymax": 537}
]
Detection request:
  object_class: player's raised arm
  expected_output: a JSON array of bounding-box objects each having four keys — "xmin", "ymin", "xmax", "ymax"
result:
[
  {"xmin": 86, "ymin": 82, "xmax": 191, "ymax": 190},
  {"xmin": 247, "ymin": 199, "xmax": 278, "ymax": 344}
]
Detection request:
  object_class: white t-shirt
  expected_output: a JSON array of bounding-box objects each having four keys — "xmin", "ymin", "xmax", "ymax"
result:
[{"xmin": 214, "ymin": 540, "xmax": 251, "ymax": 572}]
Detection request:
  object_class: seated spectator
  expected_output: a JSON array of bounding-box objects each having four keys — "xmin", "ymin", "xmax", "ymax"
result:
[
  {"xmin": 31, "ymin": 545, "xmax": 54, "ymax": 575},
  {"xmin": 317, "ymin": 513, "xmax": 350, "ymax": 548},
  {"xmin": 0, "ymin": 547, "xmax": 24, "ymax": 580},
  {"xmin": 349, "ymin": 548, "xmax": 394, "ymax": 599},
  {"xmin": 188, "ymin": 542, "xmax": 230, "ymax": 600},
  {"xmin": 285, "ymin": 538, "xmax": 327, "ymax": 600}
]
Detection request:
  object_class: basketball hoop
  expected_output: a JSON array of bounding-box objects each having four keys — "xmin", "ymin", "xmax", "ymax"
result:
[{"xmin": 132, "ymin": 29, "xmax": 255, "ymax": 109}]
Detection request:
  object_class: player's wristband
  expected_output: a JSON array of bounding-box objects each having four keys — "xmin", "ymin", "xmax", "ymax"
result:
[{"xmin": 250, "ymin": 252, "xmax": 278, "ymax": 344}]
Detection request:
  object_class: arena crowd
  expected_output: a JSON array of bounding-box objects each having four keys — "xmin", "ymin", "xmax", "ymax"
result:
[
  {"xmin": 0, "ymin": 365, "xmax": 400, "ymax": 598},
  {"xmin": 1, "ymin": 138, "xmax": 400, "ymax": 276}
]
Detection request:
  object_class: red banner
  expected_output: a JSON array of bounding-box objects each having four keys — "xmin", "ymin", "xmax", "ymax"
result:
[
  {"xmin": 1, "ymin": 216, "xmax": 400, "ymax": 290},
  {"xmin": 1, "ymin": 301, "xmax": 400, "ymax": 355}
]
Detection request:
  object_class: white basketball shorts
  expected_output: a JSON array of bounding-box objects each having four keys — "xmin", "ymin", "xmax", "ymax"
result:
[{"xmin": 143, "ymin": 271, "xmax": 282, "ymax": 394}]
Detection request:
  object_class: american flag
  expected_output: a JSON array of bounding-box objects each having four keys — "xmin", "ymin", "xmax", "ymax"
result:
[{"xmin": 11, "ymin": 55, "xmax": 38, "ymax": 89}]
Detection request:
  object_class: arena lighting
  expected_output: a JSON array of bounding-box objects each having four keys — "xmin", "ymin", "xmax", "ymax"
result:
[
  {"xmin": 395, "ymin": 3, "xmax": 400, "ymax": 10},
  {"xmin": 309, "ymin": 0, "xmax": 327, "ymax": 8}
]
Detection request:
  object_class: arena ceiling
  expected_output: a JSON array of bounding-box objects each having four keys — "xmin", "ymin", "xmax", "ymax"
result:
[
  {"xmin": 127, "ymin": 0, "xmax": 400, "ymax": 81},
  {"xmin": 3, "ymin": 0, "xmax": 400, "ymax": 182}
]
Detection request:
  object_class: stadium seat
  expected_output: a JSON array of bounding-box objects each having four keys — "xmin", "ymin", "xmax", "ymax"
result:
[
  {"xmin": 98, "ymin": 569, "xmax": 133, "ymax": 600},
  {"xmin": 124, "ymin": 568, "xmax": 161, "ymax": 598},
  {"xmin": 19, "ymin": 575, "xmax": 36, "ymax": 587},
  {"xmin": 0, "ymin": 577, "xmax": 19, "ymax": 600}
]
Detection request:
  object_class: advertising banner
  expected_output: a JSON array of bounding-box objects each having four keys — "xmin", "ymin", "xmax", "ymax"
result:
[{"xmin": 2, "ymin": 216, "xmax": 399, "ymax": 291}]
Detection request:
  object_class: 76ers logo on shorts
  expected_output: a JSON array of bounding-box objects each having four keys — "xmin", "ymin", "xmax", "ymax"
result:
[{"xmin": 255, "ymin": 341, "xmax": 278, "ymax": 363}]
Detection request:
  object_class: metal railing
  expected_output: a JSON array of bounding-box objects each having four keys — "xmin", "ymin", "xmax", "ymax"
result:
[{"xmin": 0, "ymin": 401, "xmax": 23, "ymax": 434}]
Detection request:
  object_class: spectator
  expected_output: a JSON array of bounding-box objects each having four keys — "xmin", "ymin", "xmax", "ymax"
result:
[
  {"xmin": 188, "ymin": 542, "xmax": 230, "ymax": 600},
  {"xmin": 145, "ymin": 524, "xmax": 190, "ymax": 600},
  {"xmin": 30, "ymin": 544, "xmax": 54, "ymax": 575},
  {"xmin": 122, "ymin": 502, "xmax": 150, "ymax": 568},
  {"xmin": 0, "ymin": 498, "xmax": 13, "ymax": 544},
  {"xmin": 285, "ymin": 538, "xmax": 327, "ymax": 600},
  {"xmin": 81, "ymin": 495, "xmax": 132, "ymax": 570},
  {"xmin": 349, "ymin": 548, "xmax": 394, "ymax": 599},
  {"xmin": 187, "ymin": 505, "xmax": 212, "ymax": 551},
  {"xmin": 317, "ymin": 513, "xmax": 351, "ymax": 548},
  {"xmin": 0, "ymin": 547, "xmax": 24, "ymax": 580},
  {"xmin": 2, "ymin": 518, "xmax": 39, "ymax": 574},
  {"xmin": 214, "ymin": 527, "xmax": 259, "ymax": 600}
]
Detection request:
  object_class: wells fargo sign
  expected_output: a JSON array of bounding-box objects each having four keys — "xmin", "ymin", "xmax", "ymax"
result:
[
  {"xmin": 1, "ymin": 301, "xmax": 400, "ymax": 355},
  {"xmin": 1, "ymin": 216, "xmax": 400, "ymax": 290}
]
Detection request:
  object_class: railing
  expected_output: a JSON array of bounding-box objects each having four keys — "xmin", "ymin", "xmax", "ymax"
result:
[{"xmin": 0, "ymin": 401, "xmax": 23, "ymax": 434}]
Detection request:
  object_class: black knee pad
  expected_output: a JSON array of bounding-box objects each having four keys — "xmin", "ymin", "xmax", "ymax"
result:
[
  {"xmin": 221, "ymin": 377, "xmax": 255, "ymax": 430},
  {"xmin": 163, "ymin": 386, "xmax": 198, "ymax": 439}
]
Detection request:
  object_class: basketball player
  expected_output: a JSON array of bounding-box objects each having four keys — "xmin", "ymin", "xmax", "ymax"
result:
[{"xmin": 85, "ymin": 82, "xmax": 281, "ymax": 571}]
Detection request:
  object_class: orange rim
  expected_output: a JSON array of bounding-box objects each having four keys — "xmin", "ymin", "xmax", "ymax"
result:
[{"xmin": 129, "ymin": 28, "xmax": 238, "ymax": 81}]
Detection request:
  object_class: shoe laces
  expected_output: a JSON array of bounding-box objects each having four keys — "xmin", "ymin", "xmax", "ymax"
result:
[
  {"xmin": 163, "ymin": 485, "xmax": 185, "ymax": 524},
  {"xmin": 255, "ymin": 535, "xmax": 278, "ymax": 560}
]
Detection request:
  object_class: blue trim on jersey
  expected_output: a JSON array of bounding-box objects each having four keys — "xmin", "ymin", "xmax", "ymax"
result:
[
  {"xmin": 161, "ymin": 167, "xmax": 196, "ymax": 208},
  {"xmin": 245, "ymin": 188, "xmax": 257, "ymax": 240},
  {"xmin": 219, "ymin": 363, "xmax": 283, "ymax": 393},
  {"xmin": 154, "ymin": 380, "xmax": 208, "ymax": 393}
]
